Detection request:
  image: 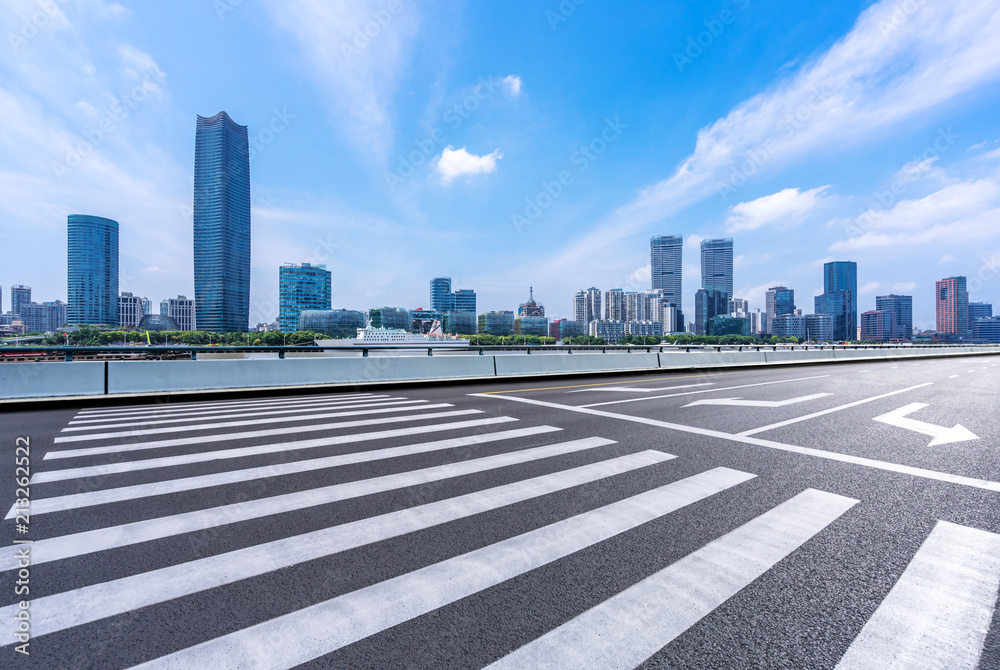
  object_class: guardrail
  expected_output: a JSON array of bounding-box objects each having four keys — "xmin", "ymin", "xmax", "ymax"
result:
[{"xmin": 2, "ymin": 343, "xmax": 998, "ymax": 401}]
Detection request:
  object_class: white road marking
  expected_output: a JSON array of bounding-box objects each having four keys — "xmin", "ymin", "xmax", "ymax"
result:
[
  {"xmin": 54, "ymin": 403, "xmax": 457, "ymax": 443},
  {"xmin": 835, "ymin": 521, "xmax": 1000, "ymax": 670},
  {"xmin": 12, "ymin": 426, "xmax": 564, "ymax": 517},
  {"xmin": 67, "ymin": 396, "xmax": 406, "ymax": 425},
  {"xmin": 0, "ymin": 451, "xmax": 675, "ymax": 641},
  {"xmin": 473, "ymin": 394, "xmax": 1000, "ymax": 494},
  {"xmin": 857, "ymin": 370, "xmax": 873, "ymax": 373},
  {"xmin": 33, "ymin": 417, "xmax": 518, "ymax": 482},
  {"xmin": 10, "ymin": 437, "xmax": 620, "ymax": 566},
  {"xmin": 968, "ymin": 369, "xmax": 977, "ymax": 373},
  {"xmin": 566, "ymin": 383, "xmax": 714, "ymax": 394},
  {"xmin": 872, "ymin": 403, "xmax": 979, "ymax": 446},
  {"xmin": 126, "ymin": 467, "xmax": 755, "ymax": 670},
  {"xmin": 949, "ymin": 375, "xmax": 960, "ymax": 379},
  {"xmin": 487, "ymin": 489, "xmax": 857, "ymax": 670},
  {"xmin": 74, "ymin": 393, "xmax": 377, "ymax": 417},
  {"xmin": 738, "ymin": 383, "xmax": 933, "ymax": 437},
  {"xmin": 578, "ymin": 375, "xmax": 831, "ymax": 408},
  {"xmin": 45, "ymin": 409, "xmax": 483, "ymax": 460},
  {"xmin": 682, "ymin": 393, "xmax": 831, "ymax": 408}
]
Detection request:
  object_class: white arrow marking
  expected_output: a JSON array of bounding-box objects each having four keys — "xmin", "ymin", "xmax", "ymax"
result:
[
  {"xmin": 873, "ymin": 403, "xmax": 980, "ymax": 447},
  {"xmin": 568, "ymin": 383, "xmax": 714, "ymax": 394},
  {"xmin": 683, "ymin": 393, "xmax": 831, "ymax": 408}
]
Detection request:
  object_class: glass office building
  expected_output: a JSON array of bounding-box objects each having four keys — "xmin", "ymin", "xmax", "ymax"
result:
[
  {"xmin": 11, "ymin": 285, "xmax": 31, "ymax": 317},
  {"xmin": 816, "ymin": 261, "xmax": 857, "ymax": 341},
  {"xmin": 650, "ymin": 235, "xmax": 683, "ymax": 307},
  {"xmin": 452, "ymin": 289, "xmax": 476, "ymax": 313},
  {"xmin": 67, "ymin": 214, "xmax": 119, "ymax": 325},
  {"xmin": 298, "ymin": 309, "xmax": 364, "ymax": 338},
  {"xmin": 765, "ymin": 286, "xmax": 795, "ymax": 335},
  {"xmin": 429, "ymin": 277, "xmax": 453, "ymax": 312},
  {"xmin": 875, "ymin": 294, "xmax": 913, "ymax": 341},
  {"xmin": 700, "ymin": 238, "xmax": 734, "ymax": 302},
  {"xmin": 278, "ymin": 263, "xmax": 332, "ymax": 332},
  {"xmin": 193, "ymin": 111, "xmax": 251, "ymax": 333}
]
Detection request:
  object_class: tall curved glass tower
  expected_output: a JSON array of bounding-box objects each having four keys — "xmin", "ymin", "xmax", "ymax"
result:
[
  {"xmin": 193, "ymin": 111, "xmax": 251, "ymax": 332},
  {"xmin": 67, "ymin": 214, "xmax": 119, "ymax": 325}
]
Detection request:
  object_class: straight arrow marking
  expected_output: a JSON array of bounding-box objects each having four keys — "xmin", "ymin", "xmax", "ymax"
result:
[
  {"xmin": 683, "ymin": 393, "xmax": 832, "ymax": 408},
  {"xmin": 873, "ymin": 403, "xmax": 980, "ymax": 447}
]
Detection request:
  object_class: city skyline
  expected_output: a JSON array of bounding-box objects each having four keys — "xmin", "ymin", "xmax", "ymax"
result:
[{"xmin": 1, "ymin": 1, "xmax": 999, "ymax": 328}]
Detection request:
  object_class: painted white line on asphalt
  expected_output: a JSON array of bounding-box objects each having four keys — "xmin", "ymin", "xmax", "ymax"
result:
[
  {"xmin": 63, "ymin": 399, "xmax": 429, "ymax": 431},
  {"xmin": 968, "ymin": 369, "xmax": 977, "ymax": 373},
  {"xmin": 44, "ymin": 409, "xmax": 483, "ymax": 460},
  {"xmin": 949, "ymin": 375, "xmax": 960, "ymax": 379},
  {"xmin": 16, "ymin": 426, "xmax": 563, "ymax": 516},
  {"xmin": 738, "ymin": 383, "xmax": 933, "ymax": 437},
  {"xmin": 857, "ymin": 370, "xmax": 872, "ymax": 373},
  {"xmin": 487, "ymin": 489, "xmax": 857, "ymax": 670},
  {"xmin": 872, "ymin": 403, "xmax": 979, "ymax": 447},
  {"xmin": 33, "ymin": 417, "xmax": 517, "ymax": 482},
  {"xmin": 55, "ymin": 403, "xmax": 457, "ymax": 443},
  {"xmin": 1, "ymin": 450, "xmax": 675, "ymax": 640},
  {"xmin": 473, "ymin": 394, "xmax": 1000, "ymax": 494},
  {"xmin": 566, "ymin": 383, "xmax": 714, "ymax": 394},
  {"xmin": 68, "ymin": 396, "xmax": 402, "ymax": 424},
  {"xmin": 126, "ymin": 467, "xmax": 754, "ymax": 670},
  {"xmin": 579, "ymin": 375, "xmax": 831, "ymax": 408},
  {"xmin": 74, "ymin": 393, "xmax": 377, "ymax": 417},
  {"xmin": 13, "ymin": 437, "xmax": 620, "ymax": 566},
  {"xmin": 682, "ymin": 393, "xmax": 831, "ymax": 409},
  {"xmin": 835, "ymin": 521, "xmax": 1000, "ymax": 670}
]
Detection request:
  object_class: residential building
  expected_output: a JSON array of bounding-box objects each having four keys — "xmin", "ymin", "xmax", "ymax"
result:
[
  {"xmin": 604, "ymin": 288, "xmax": 626, "ymax": 321},
  {"xmin": 860, "ymin": 310, "xmax": 892, "ymax": 342},
  {"xmin": 695, "ymin": 288, "xmax": 727, "ymax": 335},
  {"xmin": 936, "ymin": 276, "xmax": 969, "ymax": 339},
  {"xmin": 701, "ymin": 238, "xmax": 734, "ymax": 301},
  {"xmin": 193, "ymin": 111, "xmax": 251, "ymax": 333},
  {"xmin": 574, "ymin": 287, "xmax": 602, "ymax": 324},
  {"xmin": 772, "ymin": 314, "xmax": 807, "ymax": 339},
  {"xmin": 625, "ymin": 320, "xmax": 663, "ymax": 338},
  {"xmin": 749, "ymin": 309, "xmax": 767, "ymax": 336},
  {"xmin": 119, "ymin": 292, "xmax": 146, "ymax": 328},
  {"xmin": 429, "ymin": 277, "xmax": 453, "ymax": 312},
  {"xmin": 67, "ymin": 214, "xmax": 119, "ymax": 325},
  {"xmin": 278, "ymin": 263, "xmax": 332, "ymax": 332},
  {"xmin": 478, "ymin": 310, "xmax": 515, "ymax": 336},
  {"xmin": 875, "ymin": 294, "xmax": 913, "ymax": 341},
  {"xmin": 765, "ymin": 287, "xmax": 795, "ymax": 335},
  {"xmin": 804, "ymin": 313, "xmax": 835, "ymax": 342},
  {"xmin": 708, "ymin": 315, "xmax": 749, "ymax": 337},
  {"xmin": 624, "ymin": 291, "xmax": 650, "ymax": 322},
  {"xmin": 19, "ymin": 301, "xmax": 66, "ymax": 334},
  {"xmin": 589, "ymin": 319, "xmax": 626, "ymax": 342},
  {"xmin": 163, "ymin": 296, "xmax": 196, "ymax": 332},
  {"xmin": 815, "ymin": 261, "xmax": 857, "ymax": 341},
  {"xmin": 11, "ymin": 284, "xmax": 31, "ymax": 317},
  {"xmin": 514, "ymin": 315, "xmax": 549, "ymax": 336},
  {"xmin": 650, "ymin": 235, "xmax": 682, "ymax": 307},
  {"xmin": 518, "ymin": 287, "xmax": 545, "ymax": 317}
]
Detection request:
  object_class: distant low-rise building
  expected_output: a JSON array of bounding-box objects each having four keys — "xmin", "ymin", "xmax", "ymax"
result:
[
  {"xmin": 19, "ymin": 301, "xmax": 67, "ymax": 334},
  {"xmin": 589, "ymin": 320, "xmax": 626, "ymax": 342},
  {"xmin": 298, "ymin": 309, "xmax": 365, "ymax": 338},
  {"xmin": 972, "ymin": 316, "xmax": 1000, "ymax": 343},
  {"xmin": 860, "ymin": 310, "xmax": 891, "ymax": 342},
  {"xmin": 625, "ymin": 320, "xmax": 663, "ymax": 338},
  {"xmin": 804, "ymin": 313, "xmax": 835, "ymax": 342},
  {"xmin": 549, "ymin": 319, "xmax": 585, "ymax": 340},
  {"xmin": 772, "ymin": 314, "xmax": 807, "ymax": 339},
  {"xmin": 119, "ymin": 292, "xmax": 146, "ymax": 328},
  {"xmin": 514, "ymin": 315, "xmax": 549, "ymax": 336},
  {"xmin": 708, "ymin": 315, "xmax": 749, "ymax": 337},
  {"xmin": 478, "ymin": 311, "xmax": 515, "ymax": 336},
  {"xmin": 369, "ymin": 307, "xmax": 411, "ymax": 330},
  {"xmin": 161, "ymin": 296, "xmax": 196, "ymax": 332}
]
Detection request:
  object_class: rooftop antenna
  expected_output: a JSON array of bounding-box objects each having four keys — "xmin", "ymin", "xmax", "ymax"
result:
[{"xmin": 529, "ymin": 286, "xmax": 534, "ymax": 301}]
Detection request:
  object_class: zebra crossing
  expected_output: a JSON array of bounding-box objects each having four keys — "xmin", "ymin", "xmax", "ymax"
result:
[{"xmin": 3, "ymin": 390, "xmax": 999, "ymax": 668}]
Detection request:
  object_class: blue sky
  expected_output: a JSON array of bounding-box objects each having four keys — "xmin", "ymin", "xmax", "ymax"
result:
[{"xmin": 2, "ymin": 0, "xmax": 999, "ymax": 330}]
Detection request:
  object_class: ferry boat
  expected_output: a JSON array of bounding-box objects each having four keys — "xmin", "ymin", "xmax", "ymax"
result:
[{"xmin": 315, "ymin": 325, "xmax": 470, "ymax": 348}]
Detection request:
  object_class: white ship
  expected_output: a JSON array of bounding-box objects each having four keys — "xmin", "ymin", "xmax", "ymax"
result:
[{"xmin": 316, "ymin": 324, "xmax": 470, "ymax": 348}]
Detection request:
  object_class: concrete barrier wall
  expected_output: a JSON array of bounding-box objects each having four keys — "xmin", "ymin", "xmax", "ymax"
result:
[
  {"xmin": 4, "ymin": 347, "xmax": 1000, "ymax": 400},
  {"xmin": 0, "ymin": 361, "xmax": 105, "ymax": 398}
]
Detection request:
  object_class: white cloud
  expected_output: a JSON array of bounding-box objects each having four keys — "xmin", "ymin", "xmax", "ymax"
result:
[
  {"xmin": 892, "ymin": 282, "xmax": 917, "ymax": 292},
  {"xmin": 860, "ymin": 281, "xmax": 882, "ymax": 295},
  {"xmin": 893, "ymin": 157, "xmax": 949, "ymax": 186},
  {"xmin": 725, "ymin": 185, "xmax": 831, "ymax": 232},
  {"xmin": 537, "ymin": 0, "xmax": 1000, "ymax": 277},
  {"xmin": 501, "ymin": 74, "xmax": 521, "ymax": 96},
  {"xmin": 435, "ymin": 146, "xmax": 503, "ymax": 184},
  {"xmin": 940, "ymin": 254, "xmax": 957, "ymax": 263}
]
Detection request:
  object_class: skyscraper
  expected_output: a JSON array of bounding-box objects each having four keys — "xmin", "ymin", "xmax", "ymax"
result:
[
  {"xmin": 11, "ymin": 284, "xmax": 31, "ymax": 317},
  {"xmin": 700, "ymin": 238, "xmax": 734, "ymax": 301},
  {"xmin": 695, "ymin": 288, "xmax": 727, "ymax": 336},
  {"xmin": 765, "ymin": 286, "xmax": 795, "ymax": 335},
  {"xmin": 279, "ymin": 263, "xmax": 332, "ymax": 332},
  {"xmin": 452, "ymin": 289, "xmax": 477, "ymax": 313},
  {"xmin": 193, "ymin": 111, "xmax": 251, "ymax": 333},
  {"xmin": 604, "ymin": 288, "xmax": 625, "ymax": 321},
  {"xmin": 876, "ymin": 294, "xmax": 913, "ymax": 341},
  {"xmin": 650, "ymin": 235, "xmax": 682, "ymax": 307},
  {"xmin": 969, "ymin": 301, "xmax": 993, "ymax": 328},
  {"xmin": 67, "ymin": 214, "xmax": 119, "ymax": 325},
  {"xmin": 936, "ymin": 276, "xmax": 969, "ymax": 339},
  {"xmin": 815, "ymin": 261, "xmax": 858, "ymax": 341},
  {"xmin": 429, "ymin": 277, "xmax": 453, "ymax": 312}
]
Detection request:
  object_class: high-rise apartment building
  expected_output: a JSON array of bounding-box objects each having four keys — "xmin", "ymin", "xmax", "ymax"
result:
[
  {"xmin": 700, "ymin": 238, "xmax": 734, "ymax": 302},
  {"xmin": 574, "ymin": 287, "xmax": 602, "ymax": 324},
  {"xmin": 19, "ymin": 301, "xmax": 67, "ymax": 334},
  {"xmin": 119, "ymin": 292, "xmax": 146, "ymax": 328},
  {"xmin": 815, "ymin": 261, "xmax": 857, "ymax": 341},
  {"xmin": 163, "ymin": 295, "xmax": 196, "ymax": 332},
  {"xmin": 11, "ymin": 285, "xmax": 31, "ymax": 317},
  {"xmin": 936, "ymin": 276, "xmax": 969, "ymax": 339},
  {"xmin": 67, "ymin": 214, "xmax": 119, "ymax": 325},
  {"xmin": 604, "ymin": 288, "xmax": 626, "ymax": 321},
  {"xmin": 650, "ymin": 235, "xmax": 682, "ymax": 307},
  {"xmin": 765, "ymin": 286, "xmax": 795, "ymax": 335},
  {"xmin": 728, "ymin": 298, "xmax": 748, "ymax": 315},
  {"xmin": 193, "ymin": 111, "xmax": 251, "ymax": 333},
  {"xmin": 279, "ymin": 263, "xmax": 332, "ymax": 332},
  {"xmin": 875, "ymin": 294, "xmax": 913, "ymax": 341}
]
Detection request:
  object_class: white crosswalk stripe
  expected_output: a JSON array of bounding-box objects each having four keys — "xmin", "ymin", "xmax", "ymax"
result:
[{"xmin": 4, "ymin": 390, "xmax": 996, "ymax": 669}]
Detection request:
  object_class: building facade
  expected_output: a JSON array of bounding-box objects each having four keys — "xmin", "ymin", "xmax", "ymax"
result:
[
  {"xmin": 549, "ymin": 319, "xmax": 585, "ymax": 340},
  {"xmin": 804, "ymin": 313, "xmax": 835, "ymax": 342},
  {"xmin": 11, "ymin": 285, "xmax": 31, "ymax": 317},
  {"xmin": 589, "ymin": 320, "xmax": 626, "ymax": 342},
  {"xmin": 815, "ymin": 261, "xmax": 858, "ymax": 341},
  {"xmin": 429, "ymin": 277, "xmax": 453, "ymax": 312},
  {"xmin": 936, "ymin": 276, "xmax": 969, "ymax": 339},
  {"xmin": 695, "ymin": 288, "xmax": 727, "ymax": 335},
  {"xmin": 700, "ymin": 238, "xmax": 734, "ymax": 301},
  {"xmin": 298, "ymin": 309, "xmax": 364, "ymax": 337},
  {"xmin": 162, "ymin": 296, "xmax": 196, "ymax": 331},
  {"xmin": 604, "ymin": 288, "xmax": 626, "ymax": 321},
  {"xmin": 369, "ymin": 307, "xmax": 411, "ymax": 330},
  {"xmin": 452, "ymin": 289, "xmax": 477, "ymax": 313},
  {"xmin": 860, "ymin": 310, "xmax": 891, "ymax": 342},
  {"xmin": 193, "ymin": 111, "xmax": 251, "ymax": 333},
  {"xmin": 478, "ymin": 311, "xmax": 515, "ymax": 336},
  {"xmin": 278, "ymin": 263, "xmax": 332, "ymax": 332},
  {"xmin": 67, "ymin": 214, "xmax": 119, "ymax": 325},
  {"xmin": 514, "ymin": 315, "xmax": 549, "ymax": 336},
  {"xmin": 972, "ymin": 316, "xmax": 1000, "ymax": 343},
  {"xmin": 518, "ymin": 287, "xmax": 545, "ymax": 317},
  {"xmin": 708, "ymin": 315, "xmax": 749, "ymax": 337},
  {"xmin": 969, "ymin": 301, "xmax": 993, "ymax": 327},
  {"xmin": 875, "ymin": 294, "xmax": 913, "ymax": 341},
  {"xmin": 443, "ymin": 311, "xmax": 477, "ymax": 335},
  {"xmin": 625, "ymin": 320, "xmax": 663, "ymax": 338},
  {"xmin": 772, "ymin": 314, "xmax": 807, "ymax": 340},
  {"xmin": 119, "ymin": 292, "xmax": 146, "ymax": 328},
  {"xmin": 765, "ymin": 287, "xmax": 795, "ymax": 335},
  {"xmin": 19, "ymin": 301, "xmax": 67, "ymax": 334},
  {"xmin": 650, "ymin": 235, "xmax": 682, "ymax": 307}
]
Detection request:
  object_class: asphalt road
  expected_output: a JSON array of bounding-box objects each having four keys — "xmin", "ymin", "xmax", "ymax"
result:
[{"xmin": 2, "ymin": 354, "xmax": 999, "ymax": 669}]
